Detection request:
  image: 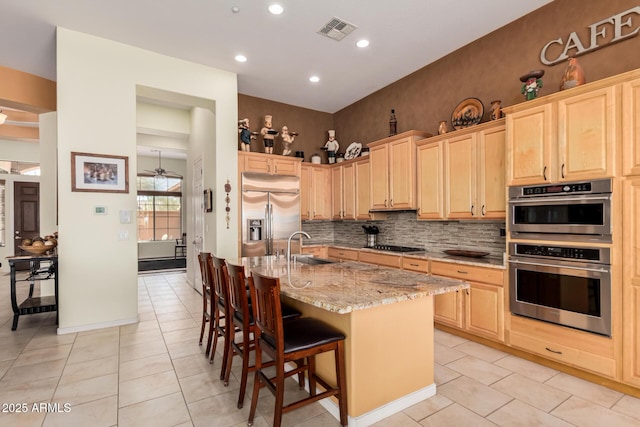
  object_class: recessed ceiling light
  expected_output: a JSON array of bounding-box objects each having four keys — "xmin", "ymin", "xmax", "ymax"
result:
[
  {"xmin": 356, "ymin": 39, "xmax": 370, "ymax": 48},
  {"xmin": 235, "ymin": 55, "xmax": 247, "ymax": 63},
  {"xmin": 268, "ymin": 4, "xmax": 284, "ymax": 15},
  {"xmin": 231, "ymin": 6, "xmax": 240, "ymax": 13},
  {"xmin": 309, "ymin": 76, "xmax": 320, "ymax": 83}
]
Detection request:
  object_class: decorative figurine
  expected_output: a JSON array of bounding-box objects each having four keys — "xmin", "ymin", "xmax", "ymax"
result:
[
  {"xmin": 389, "ymin": 109, "xmax": 397, "ymax": 136},
  {"xmin": 260, "ymin": 115, "xmax": 278, "ymax": 154},
  {"xmin": 280, "ymin": 125, "xmax": 297, "ymax": 156},
  {"xmin": 238, "ymin": 118, "xmax": 257, "ymax": 152},
  {"xmin": 560, "ymin": 57, "xmax": 586, "ymax": 91},
  {"xmin": 520, "ymin": 70, "xmax": 544, "ymax": 101},
  {"xmin": 490, "ymin": 100, "xmax": 503, "ymax": 120},
  {"xmin": 323, "ymin": 130, "xmax": 339, "ymax": 164},
  {"xmin": 438, "ymin": 120, "xmax": 447, "ymax": 135}
]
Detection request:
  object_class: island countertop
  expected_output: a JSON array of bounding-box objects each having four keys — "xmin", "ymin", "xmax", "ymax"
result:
[{"xmin": 227, "ymin": 256, "xmax": 469, "ymax": 314}]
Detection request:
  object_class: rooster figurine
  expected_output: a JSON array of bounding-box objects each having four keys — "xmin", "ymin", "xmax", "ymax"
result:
[{"xmin": 560, "ymin": 57, "xmax": 586, "ymax": 91}]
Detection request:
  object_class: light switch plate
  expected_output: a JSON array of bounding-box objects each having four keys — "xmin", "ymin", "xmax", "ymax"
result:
[{"xmin": 119, "ymin": 209, "xmax": 132, "ymax": 224}]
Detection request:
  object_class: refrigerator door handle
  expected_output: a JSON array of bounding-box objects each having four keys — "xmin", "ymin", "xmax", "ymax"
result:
[
  {"xmin": 269, "ymin": 203, "xmax": 274, "ymax": 254},
  {"xmin": 264, "ymin": 203, "xmax": 270, "ymax": 255}
]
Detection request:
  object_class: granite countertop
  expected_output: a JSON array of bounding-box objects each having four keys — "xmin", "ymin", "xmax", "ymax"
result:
[
  {"xmin": 324, "ymin": 244, "xmax": 506, "ymax": 269},
  {"xmin": 227, "ymin": 256, "xmax": 469, "ymax": 314}
]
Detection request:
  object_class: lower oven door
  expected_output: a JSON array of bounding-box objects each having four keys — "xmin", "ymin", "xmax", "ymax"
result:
[{"xmin": 509, "ymin": 256, "xmax": 611, "ymax": 336}]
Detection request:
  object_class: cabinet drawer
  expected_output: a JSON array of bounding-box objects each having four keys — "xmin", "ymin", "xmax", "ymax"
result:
[
  {"xmin": 301, "ymin": 246, "xmax": 327, "ymax": 258},
  {"xmin": 327, "ymin": 247, "xmax": 359, "ymax": 261},
  {"xmin": 359, "ymin": 251, "xmax": 401, "ymax": 268},
  {"xmin": 402, "ymin": 257, "xmax": 429, "ymax": 273},
  {"xmin": 431, "ymin": 261, "xmax": 503, "ymax": 285}
]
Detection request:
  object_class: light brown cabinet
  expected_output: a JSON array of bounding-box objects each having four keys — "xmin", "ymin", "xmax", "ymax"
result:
[
  {"xmin": 239, "ymin": 151, "xmax": 301, "ymax": 176},
  {"xmin": 358, "ymin": 251, "xmax": 401, "ymax": 269},
  {"xmin": 368, "ymin": 131, "xmax": 430, "ymax": 210},
  {"xmin": 301, "ymin": 164, "xmax": 331, "ymax": 220},
  {"xmin": 622, "ymin": 77, "xmax": 640, "ymax": 176},
  {"xmin": 301, "ymin": 245, "xmax": 328, "ymax": 258},
  {"xmin": 327, "ymin": 247, "xmax": 359, "ymax": 262},
  {"xmin": 331, "ymin": 163, "xmax": 355, "ymax": 220},
  {"xmin": 416, "ymin": 141, "xmax": 444, "ymax": 219},
  {"xmin": 505, "ymin": 86, "xmax": 616, "ymax": 186},
  {"xmin": 354, "ymin": 158, "xmax": 374, "ymax": 220},
  {"xmin": 622, "ymin": 178, "xmax": 640, "ymax": 387},
  {"xmin": 431, "ymin": 261, "xmax": 505, "ymax": 342}
]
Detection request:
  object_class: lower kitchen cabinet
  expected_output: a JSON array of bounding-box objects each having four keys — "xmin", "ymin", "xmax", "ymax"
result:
[
  {"xmin": 431, "ymin": 261, "xmax": 505, "ymax": 342},
  {"xmin": 301, "ymin": 245, "xmax": 328, "ymax": 259},
  {"xmin": 327, "ymin": 247, "xmax": 359, "ymax": 262},
  {"xmin": 358, "ymin": 251, "xmax": 401, "ymax": 268}
]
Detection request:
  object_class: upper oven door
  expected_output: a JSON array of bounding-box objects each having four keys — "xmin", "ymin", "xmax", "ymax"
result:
[{"xmin": 509, "ymin": 194, "xmax": 611, "ymax": 241}]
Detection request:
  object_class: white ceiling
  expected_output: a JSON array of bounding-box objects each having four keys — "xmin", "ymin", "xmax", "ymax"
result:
[{"xmin": 0, "ymin": 0, "xmax": 551, "ymax": 114}]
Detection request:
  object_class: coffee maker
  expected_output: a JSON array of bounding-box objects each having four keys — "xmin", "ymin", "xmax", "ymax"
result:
[{"xmin": 362, "ymin": 225, "xmax": 379, "ymax": 248}]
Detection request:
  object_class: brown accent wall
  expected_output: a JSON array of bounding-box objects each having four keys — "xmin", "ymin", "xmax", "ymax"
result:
[
  {"xmin": 238, "ymin": 94, "xmax": 333, "ymax": 162},
  {"xmin": 240, "ymin": 0, "xmax": 640, "ymax": 157}
]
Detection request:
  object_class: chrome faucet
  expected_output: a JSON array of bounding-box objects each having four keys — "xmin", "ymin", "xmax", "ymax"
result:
[{"xmin": 287, "ymin": 231, "xmax": 311, "ymax": 264}]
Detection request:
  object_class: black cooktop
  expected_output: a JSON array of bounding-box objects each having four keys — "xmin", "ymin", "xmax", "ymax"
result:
[{"xmin": 366, "ymin": 244, "xmax": 424, "ymax": 253}]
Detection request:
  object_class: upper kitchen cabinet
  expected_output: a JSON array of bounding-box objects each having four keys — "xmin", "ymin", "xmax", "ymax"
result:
[
  {"xmin": 331, "ymin": 162, "xmax": 355, "ymax": 220},
  {"xmin": 354, "ymin": 157, "xmax": 375, "ymax": 220},
  {"xmin": 368, "ymin": 131, "xmax": 430, "ymax": 210},
  {"xmin": 416, "ymin": 140, "xmax": 444, "ymax": 219},
  {"xmin": 505, "ymin": 81, "xmax": 617, "ymax": 186},
  {"xmin": 301, "ymin": 163, "xmax": 331, "ymax": 220},
  {"xmin": 238, "ymin": 151, "xmax": 301, "ymax": 176},
  {"xmin": 440, "ymin": 120, "xmax": 506, "ymax": 220},
  {"xmin": 623, "ymin": 77, "xmax": 640, "ymax": 176}
]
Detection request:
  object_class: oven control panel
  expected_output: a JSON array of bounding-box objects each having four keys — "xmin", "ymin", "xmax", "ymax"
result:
[
  {"xmin": 522, "ymin": 182, "xmax": 591, "ymax": 196},
  {"xmin": 512, "ymin": 243, "xmax": 606, "ymax": 262},
  {"xmin": 509, "ymin": 178, "xmax": 612, "ymax": 198}
]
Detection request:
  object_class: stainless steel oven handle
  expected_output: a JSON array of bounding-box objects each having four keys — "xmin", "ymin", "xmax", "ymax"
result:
[
  {"xmin": 509, "ymin": 259, "xmax": 609, "ymax": 273},
  {"xmin": 509, "ymin": 195, "xmax": 611, "ymax": 204}
]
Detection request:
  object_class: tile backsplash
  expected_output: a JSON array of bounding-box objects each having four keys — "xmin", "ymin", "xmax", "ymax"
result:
[{"xmin": 302, "ymin": 211, "xmax": 506, "ymax": 258}]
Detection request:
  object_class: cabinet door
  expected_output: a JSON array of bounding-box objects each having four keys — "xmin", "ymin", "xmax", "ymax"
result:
[
  {"xmin": 331, "ymin": 166, "xmax": 344, "ymax": 219},
  {"xmin": 312, "ymin": 167, "xmax": 331, "ymax": 220},
  {"xmin": 445, "ymin": 133, "xmax": 477, "ymax": 219},
  {"xmin": 557, "ymin": 86, "xmax": 616, "ymax": 181},
  {"xmin": 389, "ymin": 137, "xmax": 415, "ymax": 209},
  {"xmin": 434, "ymin": 291, "xmax": 464, "ymax": 329},
  {"xmin": 342, "ymin": 163, "xmax": 356, "ymax": 219},
  {"xmin": 622, "ymin": 78, "xmax": 640, "ymax": 176},
  {"xmin": 465, "ymin": 282, "xmax": 504, "ymax": 342},
  {"xmin": 623, "ymin": 178, "xmax": 640, "ymax": 386},
  {"xmin": 370, "ymin": 144, "xmax": 389, "ymax": 209},
  {"xmin": 478, "ymin": 125, "xmax": 506, "ymax": 219},
  {"xmin": 355, "ymin": 159, "xmax": 372, "ymax": 220},
  {"xmin": 417, "ymin": 141, "xmax": 444, "ymax": 219},
  {"xmin": 243, "ymin": 153, "xmax": 271, "ymax": 173},
  {"xmin": 271, "ymin": 157, "xmax": 300, "ymax": 176},
  {"xmin": 506, "ymin": 104, "xmax": 554, "ymax": 185},
  {"xmin": 300, "ymin": 165, "xmax": 312, "ymax": 220}
]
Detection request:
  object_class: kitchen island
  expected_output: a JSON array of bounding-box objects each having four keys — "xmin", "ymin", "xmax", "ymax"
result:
[{"xmin": 229, "ymin": 256, "xmax": 469, "ymax": 426}]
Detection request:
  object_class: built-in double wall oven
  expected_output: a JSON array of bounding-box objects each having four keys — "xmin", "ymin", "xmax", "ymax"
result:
[{"xmin": 508, "ymin": 179, "xmax": 613, "ymax": 337}]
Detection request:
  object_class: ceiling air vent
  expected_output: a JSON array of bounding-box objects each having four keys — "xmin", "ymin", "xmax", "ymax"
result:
[{"xmin": 317, "ymin": 17, "xmax": 357, "ymax": 41}]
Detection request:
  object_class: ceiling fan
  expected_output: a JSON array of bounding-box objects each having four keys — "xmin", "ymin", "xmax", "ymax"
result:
[{"xmin": 145, "ymin": 149, "xmax": 182, "ymax": 178}]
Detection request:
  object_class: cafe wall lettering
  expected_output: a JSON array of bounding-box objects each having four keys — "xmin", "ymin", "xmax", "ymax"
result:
[{"xmin": 540, "ymin": 5, "xmax": 640, "ymax": 66}]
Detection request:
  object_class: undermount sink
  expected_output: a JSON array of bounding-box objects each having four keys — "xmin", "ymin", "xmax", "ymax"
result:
[{"xmin": 292, "ymin": 255, "xmax": 335, "ymax": 265}]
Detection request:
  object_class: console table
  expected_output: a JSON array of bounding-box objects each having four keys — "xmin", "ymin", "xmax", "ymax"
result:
[{"xmin": 8, "ymin": 255, "xmax": 58, "ymax": 331}]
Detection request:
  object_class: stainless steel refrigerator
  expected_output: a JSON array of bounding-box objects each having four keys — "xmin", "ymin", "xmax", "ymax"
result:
[{"xmin": 241, "ymin": 171, "xmax": 301, "ymax": 257}]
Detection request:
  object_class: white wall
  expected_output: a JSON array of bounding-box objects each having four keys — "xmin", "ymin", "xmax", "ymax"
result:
[{"xmin": 56, "ymin": 28, "xmax": 238, "ymax": 333}]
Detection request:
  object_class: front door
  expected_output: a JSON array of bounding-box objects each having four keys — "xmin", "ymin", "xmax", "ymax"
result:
[{"xmin": 14, "ymin": 182, "xmax": 39, "ymax": 269}]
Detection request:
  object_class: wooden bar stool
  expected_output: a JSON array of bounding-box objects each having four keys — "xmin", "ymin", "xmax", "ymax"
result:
[
  {"xmin": 207, "ymin": 255, "xmax": 233, "ymax": 378},
  {"xmin": 247, "ymin": 271, "xmax": 348, "ymax": 427},
  {"xmin": 196, "ymin": 252, "xmax": 214, "ymax": 356},
  {"xmin": 224, "ymin": 262, "xmax": 302, "ymax": 409}
]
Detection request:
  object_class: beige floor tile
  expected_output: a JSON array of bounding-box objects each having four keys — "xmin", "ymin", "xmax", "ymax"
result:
[
  {"xmin": 119, "ymin": 353, "xmax": 174, "ymax": 382},
  {"xmin": 436, "ymin": 376, "xmax": 512, "ymax": 417},
  {"xmin": 419, "ymin": 402, "xmax": 498, "ymax": 427},
  {"xmin": 157, "ymin": 310, "xmax": 195, "ymax": 323},
  {"xmin": 187, "ymin": 392, "xmax": 254, "ymax": 427},
  {"xmin": 0, "ymin": 377, "xmax": 59, "ymax": 406},
  {"xmin": 493, "ymin": 354, "xmax": 558, "ymax": 383},
  {"xmin": 172, "ymin": 353, "xmax": 224, "ymax": 379},
  {"xmin": 551, "ymin": 396, "xmax": 640, "ymax": 427},
  {"xmin": 66, "ymin": 340, "xmax": 119, "ymax": 365},
  {"xmin": 118, "ymin": 391, "xmax": 191, "ymax": 427},
  {"xmin": 43, "ymin": 395, "xmax": 117, "ymax": 427},
  {"xmin": 118, "ymin": 370, "xmax": 181, "ymax": 408},
  {"xmin": 159, "ymin": 318, "xmax": 199, "ymax": 333},
  {"xmin": 445, "ymin": 355, "xmax": 511, "ymax": 385},
  {"xmin": 371, "ymin": 411, "xmax": 422, "ymax": 426},
  {"xmin": 119, "ymin": 319, "xmax": 160, "ymax": 335},
  {"xmin": 12, "ymin": 343, "xmax": 72, "ymax": 367},
  {"xmin": 77, "ymin": 326, "xmax": 120, "ymax": 337},
  {"xmin": 167, "ymin": 339, "xmax": 206, "ymax": 360},
  {"xmin": 23, "ymin": 331, "xmax": 77, "ymax": 351},
  {"xmin": 487, "ymin": 399, "xmax": 574, "ymax": 427},
  {"xmin": 434, "ymin": 363, "xmax": 461, "ymax": 386},
  {"xmin": 163, "ymin": 327, "xmax": 202, "ymax": 345},
  {"xmin": 433, "ymin": 342, "xmax": 465, "ymax": 365},
  {"xmin": 137, "ymin": 310, "xmax": 157, "ymax": 321},
  {"xmin": 119, "ymin": 327, "xmax": 163, "ymax": 347},
  {"xmin": 453, "ymin": 340, "xmax": 508, "ymax": 363},
  {"xmin": 179, "ymin": 371, "xmax": 240, "ymax": 404},
  {"xmin": 401, "ymin": 394, "xmax": 453, "ymax": 422},
  {"xmin": 119, "ymin": 339, "xmax": 167, "ymax": 363},
  {"xmin": 611, "ymin": 394, "xmax": 640, "ymax": 421},
  {"xmin": 545, "ymin": 372, "xmax": 624, "ymax": 408},
  {"xmin": 292, "ymin": 412, "xmax": 342, "ymax": 427},
  {"xmin": 0, "ymin": 410, "xmax": 47, "ymax": 427},
  {"xmin": 491, "ymin": 373, "xmax": 571, "ymax": 412},
  {"xmin": 59, "ymin": 355, "xmax": 119, "ymax": 385},
  {"xmin": 0, "ymin": 359, "xmax": 15, "ymax": 378},
  {"xmin": 1, "ymin": 358, "xmax": 66, "ymax": 386},
  {"xmin": 53, "ymin": 373, "xmax": 118, "ymax": 406},
  {"xmin": 73, "ymin": 329, "xmax": 119, "ymax": 349}
]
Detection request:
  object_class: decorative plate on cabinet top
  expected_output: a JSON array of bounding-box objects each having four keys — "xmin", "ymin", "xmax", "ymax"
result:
[
  {"xmin": 451, "ymin": 98, "xmax": 484, "ymax": 130},
  {"xmin": 344, "ymin": 142, "xmax": 362, "ymax": 160}
]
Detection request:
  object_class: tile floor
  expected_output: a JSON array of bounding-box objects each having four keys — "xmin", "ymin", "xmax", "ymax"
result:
[{"xmin": 1, "ymin": 270, "xmax": 640, "ymax": 427}]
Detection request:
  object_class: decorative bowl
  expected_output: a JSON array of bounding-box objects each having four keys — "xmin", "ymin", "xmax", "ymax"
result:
[{"xmin": 19, "ymin": 245, "xmax": 55, "ymax": 255}]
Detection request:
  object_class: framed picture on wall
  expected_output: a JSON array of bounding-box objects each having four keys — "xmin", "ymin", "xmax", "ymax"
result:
[
  {"xmin": 204, "ymin": 188, "xmax": 213, "ymax": 212},
  {"xmin": 71, "ymin": 152, "xmax": 129, "ymax": 193}
]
